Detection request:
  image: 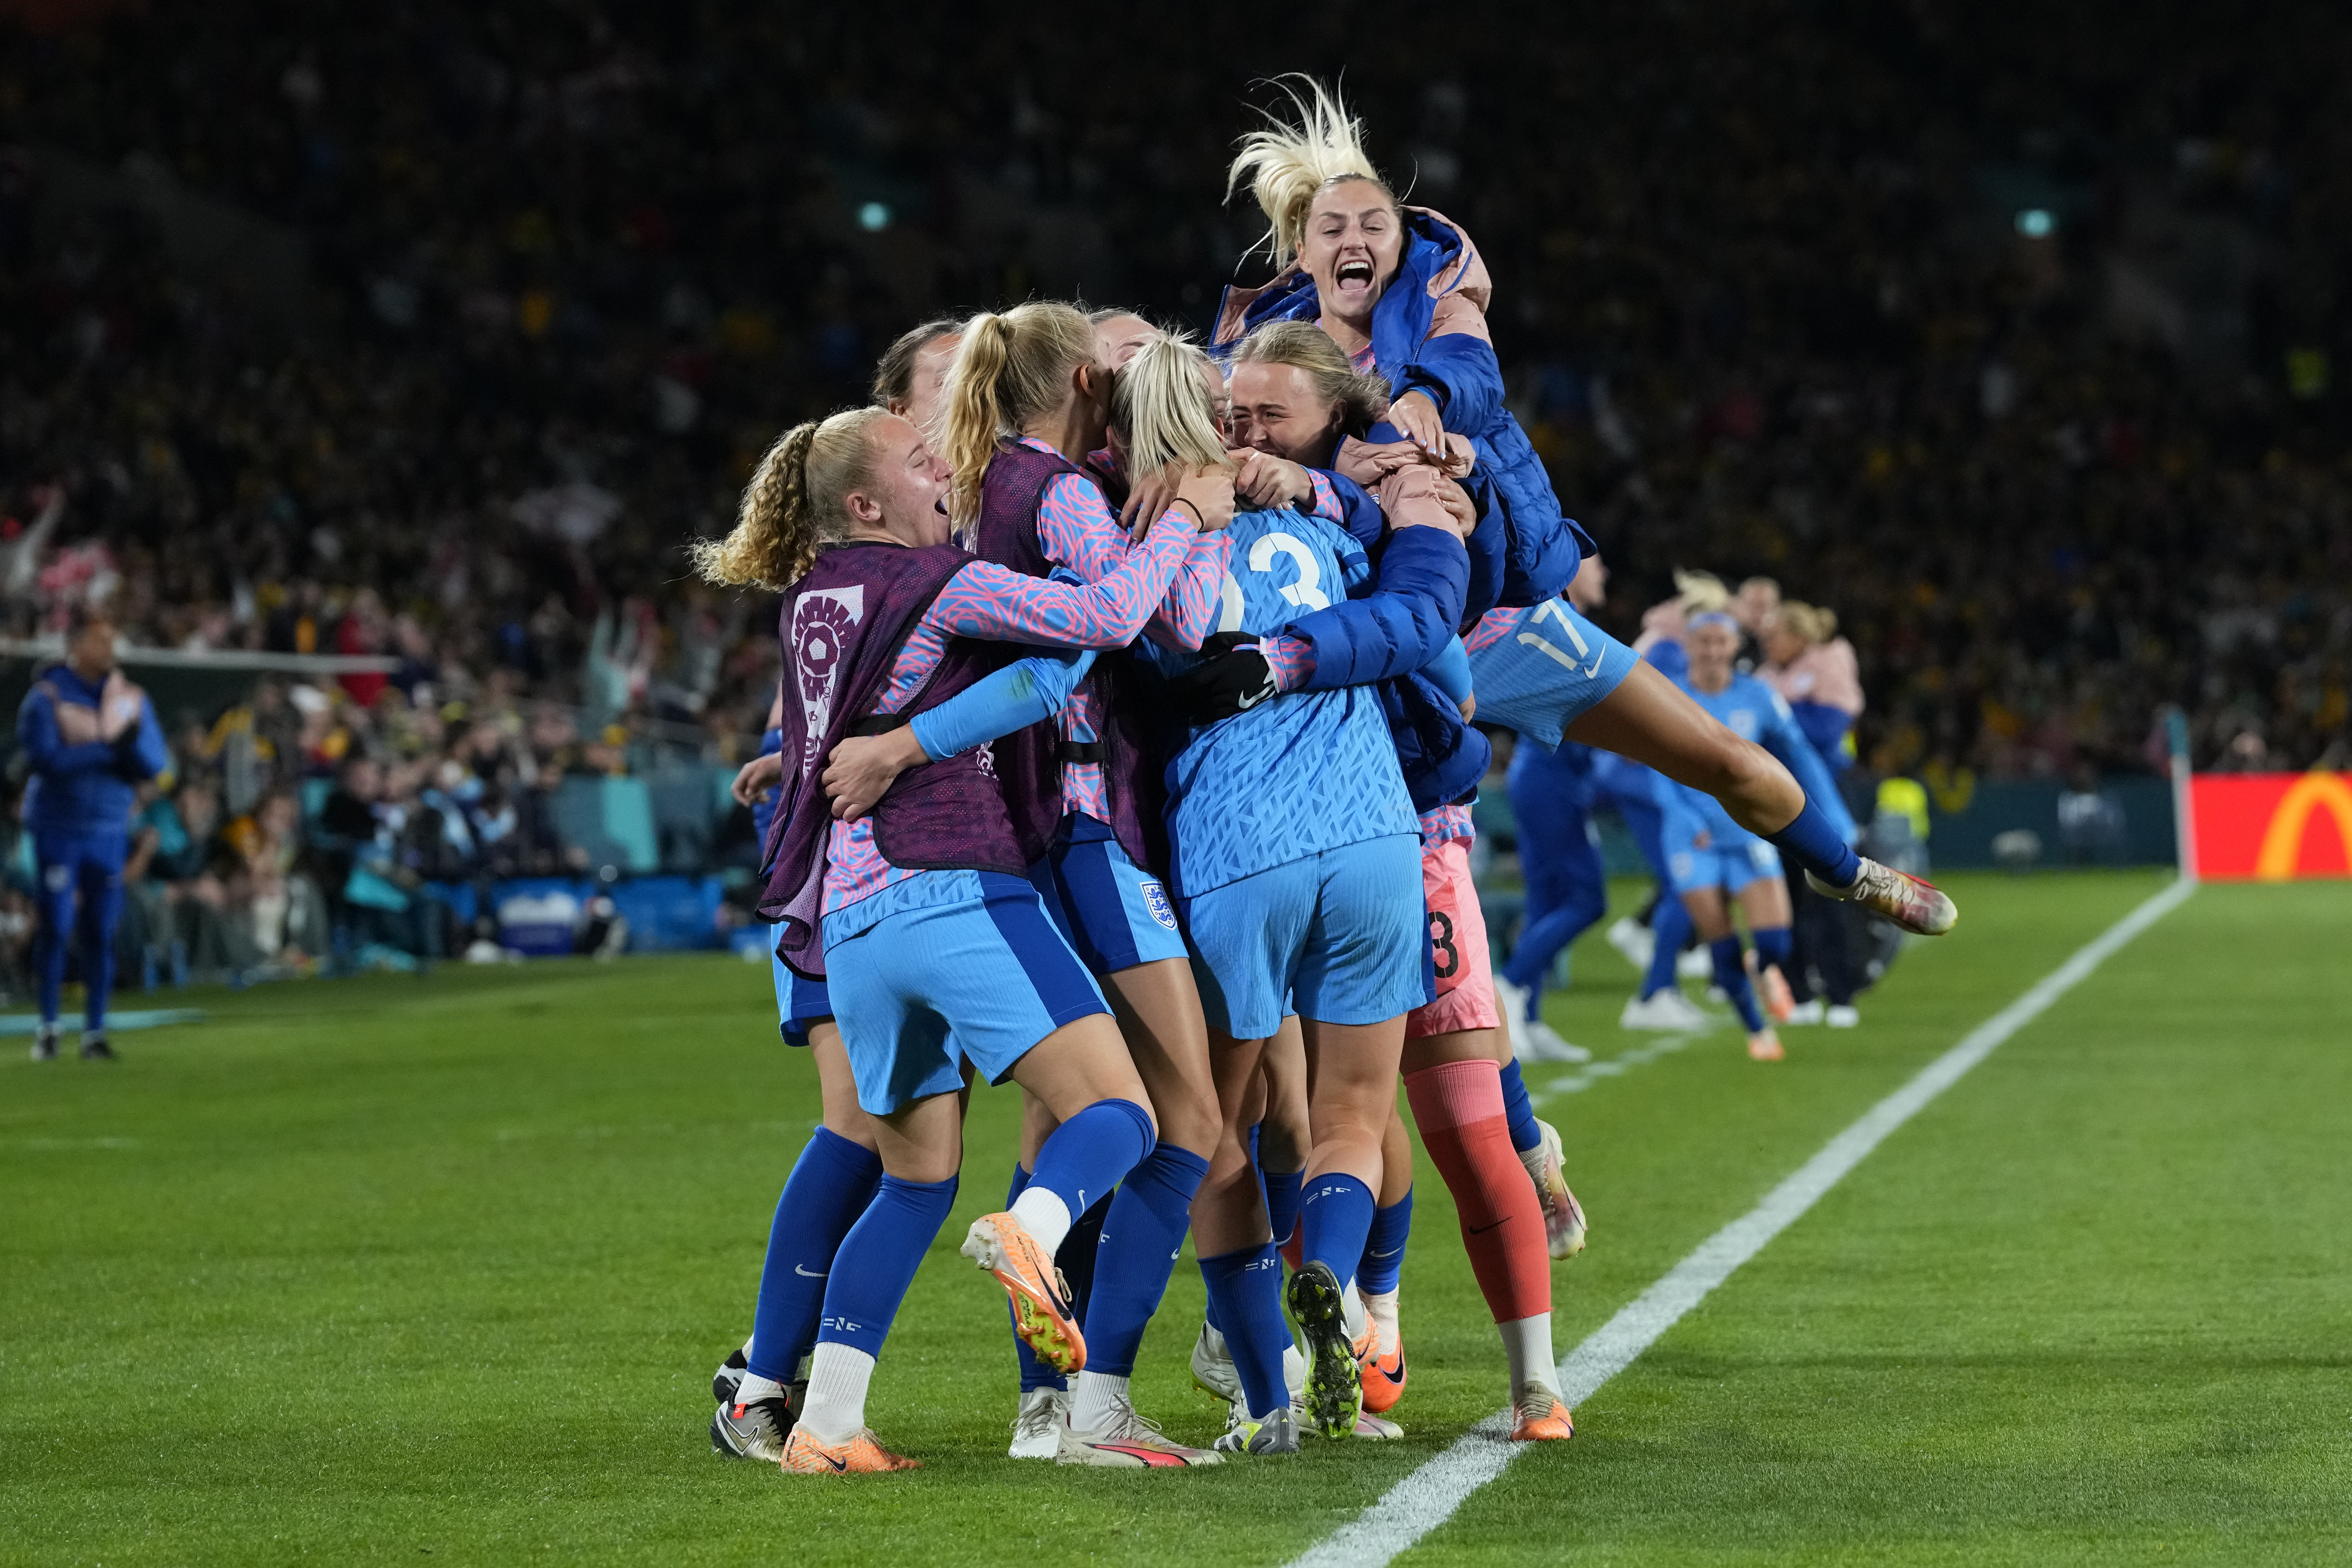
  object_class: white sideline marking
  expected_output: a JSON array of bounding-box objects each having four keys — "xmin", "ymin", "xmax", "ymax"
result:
[{"xmin": 1289, "ymin": 877, "xmax": 2196, "ymax": 1568}]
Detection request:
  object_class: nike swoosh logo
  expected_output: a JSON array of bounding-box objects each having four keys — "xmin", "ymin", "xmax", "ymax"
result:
[
  {"xmin": 1097, "ymin": 1443, "xmax": 1190, "ymax": 1467},
  {"xmin": 1373, "ymin": 1358, "xmax": 1407, "ymax": 1386},
  {"xmin": 1467, "ymin": 1219, "xmax": 1509, "ymax": 1236},
  {"xmin": 1235, "ymin": 680, "xmax": 1275, "ymax": 710},
  {"xmin": 795, "ymin": 1264, "xmax": 827, "ymax": 1278},
  {"xmin": 824, "ymin": 1452, "xmax": 847, "ymax": 1472}
]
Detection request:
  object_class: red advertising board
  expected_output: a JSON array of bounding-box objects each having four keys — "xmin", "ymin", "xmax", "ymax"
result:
[{"xmin": 2189, "ymin": 772, "xmax": 2352, "ymax": 881}]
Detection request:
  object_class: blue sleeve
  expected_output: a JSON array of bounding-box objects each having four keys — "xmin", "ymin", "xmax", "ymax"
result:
[
  {"xmin": 1390, "ymin": 332, "xmax": 1505, "ymax": 439},
  {"xmin": 1286, "ymin": 527, "xmax": 1470, "ymax": 691},
  {"xmin": 1458, "ymin": 470, "xmax": 1506, "ymax": 623},
  {"xmin": 15, "ymin": 691, "xmax": 115, "ymax": 776},
  {"xmin": 1420, "ymin": 637, "xmax": 1471, "ymax": 706},
  {"xmin": 910, "ymin": 650, "xmax": 1095, "ymax": 759},
  {"xmin": 1762, "ymin": 697, "xmax": 1855, "ymax": 839},
  {"xmin": 129, "ymin": 697, "xmax": 168, "ymax": 780},
  {"xmin": 1789, "ymin": 701, "xmax": 1853, "ymax": 773}
]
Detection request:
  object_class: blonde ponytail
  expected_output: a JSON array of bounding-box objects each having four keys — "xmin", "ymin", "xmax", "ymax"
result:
[
  {"xmin": 941, "ymin": 301, "xmax": 1097, "ymax": 527},
  {"xmin": 692, "ymin": 407, "xmax": 890, "ymax": 590},
  {"xmin": 1226, "ymin": 75, "xmax": 1394, "ymax": 268},
  {"xmin": 1109, "ymin": 333, "xmax": 1233, "ymax": 478}
]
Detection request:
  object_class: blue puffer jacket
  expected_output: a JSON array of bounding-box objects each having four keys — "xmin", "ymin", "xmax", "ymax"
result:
[
  {"xmin": 1215, "ymin": 207, "xmax": 1590, "ymax": 608},
  {"xmin": 1280, "ymin": 488, "xmax": 1489, "ymax": 814}
]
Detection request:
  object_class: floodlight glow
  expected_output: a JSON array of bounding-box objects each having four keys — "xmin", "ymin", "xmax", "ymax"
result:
[
  {"xmin": 2015, "ymin": 208, "xmax": 2055, "ymax": 238},
  {"xmin": 858, "ymin": 202, "xmax": 892, "ymax": 232}
]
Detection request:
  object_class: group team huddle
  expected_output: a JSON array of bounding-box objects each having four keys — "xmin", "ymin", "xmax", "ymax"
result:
[{"xmin": 692, "ymin": 82, "xmax": 1959, "ymax": 1475}]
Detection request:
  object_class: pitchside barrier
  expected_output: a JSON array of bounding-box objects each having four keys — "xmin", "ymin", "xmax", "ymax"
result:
[{"xmin": 2183, "ymin": 771, "xmax": 2352, "ymax": 881}]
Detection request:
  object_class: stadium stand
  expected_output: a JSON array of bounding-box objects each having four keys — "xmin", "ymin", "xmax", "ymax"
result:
[{"xmin": 0, "ymin": 2, "xmax": 2344, "ymax": 980}]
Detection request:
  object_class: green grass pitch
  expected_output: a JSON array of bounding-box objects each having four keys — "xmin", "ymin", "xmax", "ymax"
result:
[{"xmin": 4, "ymin": 870, "xmax": 2347, "ymax": 1565}]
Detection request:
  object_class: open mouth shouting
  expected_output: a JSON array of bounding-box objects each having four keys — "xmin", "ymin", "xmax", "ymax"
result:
[{"xmin": 1333, "ymin": 257, "xmax": 1378, "ymax": 300}]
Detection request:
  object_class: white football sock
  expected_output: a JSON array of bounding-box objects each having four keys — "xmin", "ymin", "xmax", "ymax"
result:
[
  {"xmin": 1283, "ymin": 1342, "xmax": 1307, "ymax": 1396},
  {"xmin": 1340, "ymin": 1280, "xmax": 1367, "ymax": 1341},
  {"xmin": 796, "ymin": 1344, "xmax": 876, "ymax": 1445},
  {"xmin": 1362, "ymin": 1288, "xmax": 1400, "ymax": 1357},
  {"xmin": 1069, "ymin": 1370, "xmax": 1131, "ymax": 1432},
  {"xmin": 1201, "ymin": 1322, "xmax": 1229, "ymax": 1357},
  {"xmin": 1009, "ymin": 1186, "xmax": 1073, "ymax": 1258},
  {"xmin": 1498, "ymin": 1312, "xmax": 1557, "ymax": 1400},
  {"xmin": 739, "ymin": 1335, "xmax": 755, "ymax": 1361},
  {"xmin": 734, "ymin": 1372, "xmax": 786, "ymax": 1408}
]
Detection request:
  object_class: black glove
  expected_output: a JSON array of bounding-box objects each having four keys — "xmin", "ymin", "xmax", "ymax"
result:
[
  {"xmin": 109, "ymin": 727, "xmax": 153, "ymax": 784},
  {"xmin": 1162, "ymin": 631, "xmax": 1278, "ymax": 723}
]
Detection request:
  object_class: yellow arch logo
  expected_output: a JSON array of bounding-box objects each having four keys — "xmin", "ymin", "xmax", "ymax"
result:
[{"xmin": 2254, "ymin": 773, "xmax": 2352, "ymax": 881}]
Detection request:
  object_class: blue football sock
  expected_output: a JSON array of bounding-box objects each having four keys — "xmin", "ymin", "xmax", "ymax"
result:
[
  {"xmin": 1496, "ymin": 1059, "xmax": 1543, "ymax": 1154},
  {"xmin": 1645, "ymin": 895, "xmax": 1693, "ymax": 998},
  {"xmin": 1753, "ymin": 924, "xmax": 1793, "ymax": 975},
  {"xmin": 1300, "ymin": 1172, "xmax": 1377, "ymax": 1293},
  {"xmin": 1059, "ymin": 1192, "xmax": 1109, "ymax": 1326},
  {"xmin": 746, "ymin": 1127, "xmax": 883, "ymax": 1385},
  {"xmin": 1767, "ymin": 799, "xmax": 1861, "ymax": 888},
  {"xmin": 1027, "ymin": 1098, "xmax": 1154, "ymax": 1234},
  {"xmin": 1200, "ymin": 1244, "xmax": 1290, "ymax": 1419},
  {"xmin": 1080, "ymin": 1144, "xmax": 1209, "ymax": 1377},
  {"xmin": 1357, "ymin": 1187, "xmax": 1413, "ymax": 1297},
  {"xmin": 813, "ymin": 1172, "xmax": 959, "ymax": 1359},
  {"xmin": 1264, "ymin": 1164, "xmax": 1305, "ymax": 1251},
  {"xmin": 1004, "ymin": 1164, "xmax": 1061, "ymax": 1392},
  {"xmin": 1711, "ymin": 935, "xmax": 1765, "ymax": 1032}
]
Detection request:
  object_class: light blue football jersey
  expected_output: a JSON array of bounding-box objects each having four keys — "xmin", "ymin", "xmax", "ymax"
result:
[{"xmin": 1132, "ymin": 506, "xmax": 1417, "ymax": 898}]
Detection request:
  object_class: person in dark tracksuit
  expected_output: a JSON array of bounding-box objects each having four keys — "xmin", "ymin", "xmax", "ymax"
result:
[{"xmin": 17, "ymin": 608, "xmax": 167, "ymax": 1060}]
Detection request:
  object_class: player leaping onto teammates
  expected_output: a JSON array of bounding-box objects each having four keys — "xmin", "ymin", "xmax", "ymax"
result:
[{"xmin": 1206, "ymin": 78, "xmax": 1956, "ymax": 945}]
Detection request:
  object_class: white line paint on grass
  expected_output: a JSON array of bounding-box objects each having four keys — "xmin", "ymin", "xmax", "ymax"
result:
[
  {"xmin": 1534, "ymin": 1024, "xmax": 1711, "ymax": 1100},
  {"xmin": 1289, "ymin": 877, "xmax": 2196, "ymax": 1568}
]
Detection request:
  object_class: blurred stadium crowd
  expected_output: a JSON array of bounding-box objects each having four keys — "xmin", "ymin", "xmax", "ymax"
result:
[{"xmin": 0, "ymin": 0, "xmax": 2345, "ymax": 983}]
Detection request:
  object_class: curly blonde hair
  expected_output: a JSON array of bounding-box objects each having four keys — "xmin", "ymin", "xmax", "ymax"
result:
[
  {"xmin": 690, "ymin": 407, "xmax": 890, "ymax": 590},
  {"xmin": 939, "ymin": 301, "xmax": 1098, "ymax": 527},
  {"xmin": 1226, "ymin": 75, "xmax": 1399, "ymax": 269}
]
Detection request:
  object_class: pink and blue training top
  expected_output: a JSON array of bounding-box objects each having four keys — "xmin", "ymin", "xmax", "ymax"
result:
[
  {"xmin": 820, "ymin": 511, "xmax": 1202, "ymax": 941},
  {"xmin": 1026, "ymin": 437, "xmax": 1230, "ymax": 822}
]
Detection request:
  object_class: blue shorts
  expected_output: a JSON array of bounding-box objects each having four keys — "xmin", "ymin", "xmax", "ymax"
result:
[
  {"xmin": 1027, "ymin": 812, "xmax": 1187, "ymax": 976},
  {"xmin": 1466, "ymin": 599, "xmax": 1641, "ymax": 749},
  {"xmin": 771, "ymin": 924, "xmax": 833, "ymax": 1047},
  {"xmin": 1180, "ymin": 834, "xmax": 1426, "ymax": 1040},
  {"xmin": 824, "ymin": 871, "xmax": 1108, "ymax": 1115},
  {"xmin": 1669, "ymin": 838, "xmax": 1783, "ymax": 897}
]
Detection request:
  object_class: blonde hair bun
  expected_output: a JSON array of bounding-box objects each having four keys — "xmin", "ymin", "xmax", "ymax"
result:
[
  {"xmin": 1227, "ymin": 76, "xmax": 1393, "ymax": 268},
  {"xmin": 1671, "ymin": 568, "xmax": 1731, "ymax": 612}
]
